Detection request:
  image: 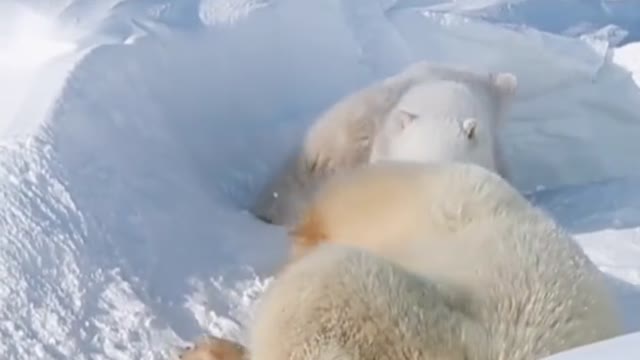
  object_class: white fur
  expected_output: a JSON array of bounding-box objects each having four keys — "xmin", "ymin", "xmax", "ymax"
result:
[
  {"xmin": 285, "ymin": 162, "xmax": 623, "ymax": 359},
  {"xmin": 248, "ymin": 242, "xmax": 487, "ymax": 360},
  {"xmin": 370, "ymin": 74, "xmax": 517, "ymax": 179},
  {"xmin": 251, "ymin": 61, "xmax": 518, "ymax": 226}
]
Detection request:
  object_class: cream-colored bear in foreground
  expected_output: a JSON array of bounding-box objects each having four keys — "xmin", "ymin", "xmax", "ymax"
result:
[
  {"xmin": 250, "ymin": 61, "xmax": 517, "ymax": 226},
  {"xmin": 181, "ymin": 243, "xmax": 485, "ymax": 360},
  {"xmin": 248, "ymin": 242, "xmax": 488, "ymax": 360},
  {"xmin": 288, "ymin": 162, "xmax": 622, "ymax": 355},
  {"xmin": 181, "ymin": 162, "xmax": 622, "ymax": 360}
]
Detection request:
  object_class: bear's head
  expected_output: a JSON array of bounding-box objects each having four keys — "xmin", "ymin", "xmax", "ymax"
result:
[{"xmin": 370, "ymin": 72, "xmax": 517, "ymax": 177}]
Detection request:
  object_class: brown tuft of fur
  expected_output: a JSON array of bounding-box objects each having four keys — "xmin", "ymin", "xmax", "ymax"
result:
[
  {"xmin": 178, "ymin": 336, "xmax": 246, "ymax": 360},
  {"xmin": 283, "ymin": 162, "xmax": 432, "ymax": 267},
  {"xmin": 287, "ymin": 207, "xmax": 329, "ymax": 261}
]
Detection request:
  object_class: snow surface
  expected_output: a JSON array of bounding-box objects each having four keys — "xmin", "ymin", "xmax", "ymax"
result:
[
  {"xmin": 409, "ymin": 0, "xmax": 640, "ymax": 46},
  {"xmin": 544, "ymin": 331, "xmax": 640, "ymax": 359},
  {"xmin": 614, "ymin": 42, "xmax": 640, "ymax": 87},
  {"xmin": 0, "ymin": 0, "xmax": 639, "ymax": 359}
]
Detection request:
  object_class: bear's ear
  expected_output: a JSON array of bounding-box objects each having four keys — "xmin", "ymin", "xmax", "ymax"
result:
[
  {"xmin": 390, "ymin": 109, "xmax": 419, "ymax": 132},
  {"xmin": 462, "ymin": 118, "xmax": 477, "ymax": 140},
  {"xmin": 490, "ymin": 72, "xmax": 518, "ymax": 99}
]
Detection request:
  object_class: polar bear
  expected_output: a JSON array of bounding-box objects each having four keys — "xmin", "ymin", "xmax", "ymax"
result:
[
  {"xmin": 179, "ymin": 242, "xmax": 488, "ymax": 360},
  {"xmin": 250, "ymin": 61, "xmax": 518, "ymax": 226},
  {"xmin": 369, "ymin": 79, "xmax": 512, "ymax": 178},
  {"xmin": 181, "ymin": 162, "xmax": 622, "ymax": 360},
  {"xmin": 247, "ymin": 243, "xmax": 490, "ymax": 360},
  {"xmin": 287, "ymin": 162, "xmax": 623, "ymax": 357}
]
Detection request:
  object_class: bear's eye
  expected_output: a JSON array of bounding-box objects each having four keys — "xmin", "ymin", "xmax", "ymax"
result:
[
  {"xmin": 466, "ymin": 127, "xmax": 475, "ymax": 140},
  {"xmin": 461, "ymin": 118, "xmax": 477, "ymax": 140}
]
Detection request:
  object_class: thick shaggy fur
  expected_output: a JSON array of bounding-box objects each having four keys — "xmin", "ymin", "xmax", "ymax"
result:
[
  {"xmin": 248, "ymin": 243, "xmax": 488, "ymax": 360},
  {"xmin": 181, "ymin": 243, "xmax": 487, "ymax": 360},
  {"xmin": 288, "ymin": 162, "xmax": 623, "ymax": 358},
  {"xmin": 180, "ymin": 162, "xmax": 622, "ymax": 360},
  {"xmin": 250, "ymin": 62, "xmax": 517, "ymax": 226}
]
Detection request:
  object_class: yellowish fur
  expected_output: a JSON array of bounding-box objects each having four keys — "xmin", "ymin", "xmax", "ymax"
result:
[
  {"xmin": 249, "ymin": 243, "xmax": 488, "ymax": 360},
  {"xmin": 289, "ymin": 162, "xmax": 623, "ymax": 358},
  {"xmin": 178, "ymin": 243, "xmax": 486, "ymax": 360},
  {"xmin": 178, "ymin": 336, "xmax": 246, "ymax": 360},
  {"xmin": 181, "ymin": 162, "xmax": 622, "ymax": 360}
]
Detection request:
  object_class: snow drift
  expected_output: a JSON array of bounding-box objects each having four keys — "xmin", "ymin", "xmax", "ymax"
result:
[
  {"xmin": 411, "ymin": 0, "xmax": 640, "ymax": 46},
  {"xmin": 545, "ymin": 331, "xmax": 640, "ymax": 359},
  {"xmin": 614, "ymin": 41, "xmax": 640, "ymax": 87},
  {"xmin": 1, "ymin": 0, "xmax": 640, "ymax": 359}
]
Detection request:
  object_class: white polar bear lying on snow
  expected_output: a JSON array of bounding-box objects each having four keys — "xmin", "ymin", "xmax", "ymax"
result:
[
  {"xmin": 369, "ymin": 78, "xmax": 512, "ymax": 177},
  {"xmin": 181, "ymin": 162, "xmax": 622, "ymax": 360},
  {"xmin": 250, "ymin": 61, "xmax": 517, "ymax": 226}
]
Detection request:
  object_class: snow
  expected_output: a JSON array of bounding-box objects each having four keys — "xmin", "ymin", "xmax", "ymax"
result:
[
  {"xmin": 614, "ymin": 42, "xmax": 640, "ymax": 87},
  {"xmin": 0, "ymin": 0, "xmax": 639, "ymax": 359},
  {"xmin": 403, "ymin": 0, "xmax": 640, "ymax": 46},
  {"xmin": 544, "ymin": 331, "xmax": 640, "ymax": 359},
  {"xmin": 0, "ymin": 3, "xmax": 78, "ymax": 137}
]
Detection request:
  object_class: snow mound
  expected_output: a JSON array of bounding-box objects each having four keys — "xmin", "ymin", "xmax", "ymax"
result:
[
  {"xmin": 0, "ymin": 3, "xmax": 78, "ymax": 138},
  {"xmin": 614, "ymin": 42, "xmax": 640, "ymax": 87},
  {"xmin": 1, "ymin": 0, "xmax": 639, "ymax": 359},
  {"xmin": 544, "ymin": 331, "xmax": 640, "ymax": 360},
  {"xmin": 530, "ymin": 178, "xmax": 640, "ymax": 333},
  {"xmin": 404, "ymin": 0, "xmax": 640, "ymax": 46}
]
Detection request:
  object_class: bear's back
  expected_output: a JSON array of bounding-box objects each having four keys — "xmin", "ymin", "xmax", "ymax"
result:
[
  {"xmin": 249, "ymin": 243, "xmax": 489, "ymax": 360},
  {"xmin": 289, "ymin": 162, "xmax": 623, "ymax": 358}
]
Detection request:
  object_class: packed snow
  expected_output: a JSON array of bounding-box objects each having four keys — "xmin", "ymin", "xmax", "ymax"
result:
[
  {"xmin": 413, "ymin": 0, "xmax": 640, "ymax": 46},
  {"xmin": 545, "ymin": 331, "xmax": 640, "ymax": 359},
  {"xmin": 0, "ymin": 1, "xmax": 639, "ymax": 359},
  {"xmin": 614, "ymin": 41, "xmax": 640, "ymax": 87}
]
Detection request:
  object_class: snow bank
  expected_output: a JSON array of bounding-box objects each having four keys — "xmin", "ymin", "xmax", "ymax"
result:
[
  {"xmin": 0, "ymin": 3, "xmax": 78, "ymax": 138},
  {"xmin": 12, "ymin": 3, "xmax": 640, "ymax": 192},
  {"xmin": 544, "ymin": 331, "xmax": 640, "ymax": 360},
  {"xmin": 614, "ymin": 42, "xmax": 640, "ymax": 87},
  {"xmin": 1, "ymin": 0, "xmax": 640, "ymax": 359},
  {"xmin": 0, "ymin": 1, "xmax": 388, "ymax": 358},
  {"xmin": 530, "ymin": 178, "xmax": 640, "ymax": 333},
  {"xmin": 397, "ymin": 0, "xmax": 640, "ymax": 46}
]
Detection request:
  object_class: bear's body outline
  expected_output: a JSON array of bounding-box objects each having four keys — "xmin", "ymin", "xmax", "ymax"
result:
[
  {"xmin": 250, "ymin": 61, "xmax": 517, "ymax": 226},
  {"xmin": 181, "ymin": 162, "xmax": 622, "ymax": 360},
  {"xmin": 288, "ymin": 162, "xmax": 623, "ymax": 358}
]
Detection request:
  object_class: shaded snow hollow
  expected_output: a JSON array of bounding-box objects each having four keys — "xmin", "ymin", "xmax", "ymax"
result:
[{"xmin": 0, "ymin": 1, "xmax": 639, "ymax": 359}]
